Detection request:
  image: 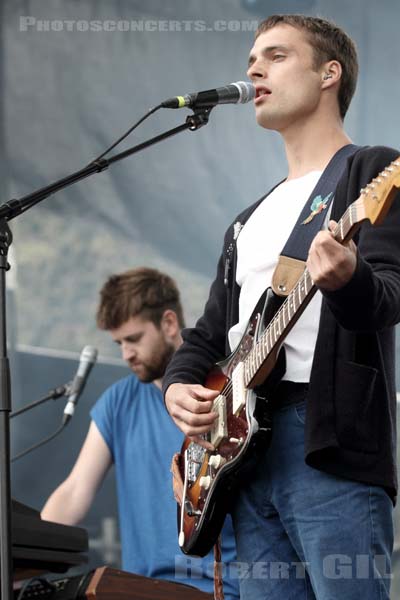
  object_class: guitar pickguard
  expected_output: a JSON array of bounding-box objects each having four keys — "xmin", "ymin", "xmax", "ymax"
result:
[{"xmin": 177, "ymin": 289, "xmax": 281, "ymax": 556}]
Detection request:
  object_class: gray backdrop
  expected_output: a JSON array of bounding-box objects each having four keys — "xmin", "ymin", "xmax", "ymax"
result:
[{"xmin": 2, "ymin": 0, "xmax": 400, "ymax": 594}]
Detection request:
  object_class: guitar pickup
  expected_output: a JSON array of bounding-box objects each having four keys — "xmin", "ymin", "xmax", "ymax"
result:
[
  {"xmin": 232, "ymin": 362, "xmax": 246, "ymax": 415},
  {"xmin": 209, "ymin": 394, "xmax": 227, "ymax": 448}
]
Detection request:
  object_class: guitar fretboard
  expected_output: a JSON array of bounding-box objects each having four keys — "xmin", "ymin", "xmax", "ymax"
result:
[{"xmin": 243, "ymin": 197, "xmax": 365, "ymax": 387}]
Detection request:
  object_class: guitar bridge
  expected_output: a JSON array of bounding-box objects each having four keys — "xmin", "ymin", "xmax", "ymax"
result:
[
  {"xmin": 187, "ymin": 443, "xmax": 206, "ymax": 483},
  {"xmin": 209, "ymin": 394, "xmax": 227, "ymax": 447},
  {"xmin": 184, "ymin": 500, "xmax": 202, "ymax": 517}
]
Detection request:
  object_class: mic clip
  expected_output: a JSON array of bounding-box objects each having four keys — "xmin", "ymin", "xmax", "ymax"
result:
[{"xmin": 186, "ymin": 106, "xmax": 214, "ymax": 131}]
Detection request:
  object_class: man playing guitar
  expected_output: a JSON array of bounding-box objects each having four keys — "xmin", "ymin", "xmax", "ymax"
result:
[{"xmin": 164, "ymin": 15, "xmax": 400, "ymax": 600}]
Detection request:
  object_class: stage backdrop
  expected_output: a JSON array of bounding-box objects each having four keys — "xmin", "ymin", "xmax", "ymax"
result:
[{"xmin": 2, "ymin": 0, "xmax": 400, "ymax": 595}]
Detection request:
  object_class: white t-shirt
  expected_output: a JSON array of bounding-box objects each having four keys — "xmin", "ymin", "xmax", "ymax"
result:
[{"xmin": 228, "ymin": 170, "xmax": 324, "ymax": 382}]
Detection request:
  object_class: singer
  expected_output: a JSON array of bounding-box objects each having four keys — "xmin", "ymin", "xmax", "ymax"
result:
[
  {"xmin": 41, "ymin": 267, "xmax": 239, "ymax": 599},
  {"xmin": 163, "ymin": 14, "xmax": 400, "ymax": 600}
]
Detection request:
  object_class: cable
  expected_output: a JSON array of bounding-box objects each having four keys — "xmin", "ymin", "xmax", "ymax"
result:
[
  {"xmin": 11, "ymin": 422, "xmax": 67, "ymax": 463},
  {"xmin": 89, "ymin": 103, "xmax": 163, "ymax": 163},
  {"xmin": 6, "ymin": 104, "xmax": 164, "ymax": 220},
  {"xmin": 16, "ymin": 576, "xmax": 56, "ymax": 600}
]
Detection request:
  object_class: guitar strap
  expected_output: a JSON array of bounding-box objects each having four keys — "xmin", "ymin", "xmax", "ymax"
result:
[{"xmin": 271, "ymin": 144, "xmax": 361, "ymax": 297}]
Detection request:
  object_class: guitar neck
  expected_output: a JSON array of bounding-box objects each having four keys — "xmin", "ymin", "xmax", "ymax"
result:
[
  {"xmin": 242, "ymin": 150, "xmax": 400, "ymax": 389},
  {"xmin": 243, "ymin": 200, "xmax": 365, "ymax": 388}
]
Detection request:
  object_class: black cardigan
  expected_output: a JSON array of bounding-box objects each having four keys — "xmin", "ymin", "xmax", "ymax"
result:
[{"xmin": 163, "ymin": 145, "xmax": 400, "ymax": 502}]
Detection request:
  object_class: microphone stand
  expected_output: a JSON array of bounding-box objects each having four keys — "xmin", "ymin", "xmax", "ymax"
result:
[
  {"xmin": 0, "ymin": 105, "xmax": 213, "ymax": 599},
  {"xmin": 0, "ymin": 221, "xmax": 13, "ymax": 600},
  {"xmin": 10, "ymin": 384, "xmax": 69, "ymax": 419},
  {"xmin": 0, "ymin": 108, "xmax": 213, "ymax": 221}
]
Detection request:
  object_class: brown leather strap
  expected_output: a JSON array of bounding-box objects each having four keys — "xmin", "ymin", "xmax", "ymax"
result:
[
  {"xmin": 213, "ymin": 535, "xmax": 224, "ymax": 600},
  {"xmin": 271, "ymin": 255, "xmax": 306, "ymax": 297}
]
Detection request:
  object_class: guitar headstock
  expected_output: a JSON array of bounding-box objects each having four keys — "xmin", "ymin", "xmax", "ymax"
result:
[{"xmin": 358, "ymin": 157, "xmax": 400, "ymax": 225}]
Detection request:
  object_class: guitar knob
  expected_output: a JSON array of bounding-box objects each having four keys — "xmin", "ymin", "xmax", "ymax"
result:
[
  {"xmin": 209, "ymin": 454, "xmax": 225, "ymax": 469},
  {"xmin": 199, "ymin": 475, "xmax": 211, "ymax": 490}
]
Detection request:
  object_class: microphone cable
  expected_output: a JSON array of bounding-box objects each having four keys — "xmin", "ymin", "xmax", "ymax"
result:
[
  {"xmin": 11, "ymin": 422, "xmax": 67, "ymax": 463},
  {"xmin": 13, "ymin": 103, "xmax": 163, "ymax": 219},
  {"xmin": 7, "ymin": 81, "xmax": 253, "ymax": 220},
  {"xmin": 11, "ymin": 346, "xmax": 97, "ymax": 462},
  {"xmin": 88, "ymin": 103, "xmax": 163, "ymax": 164}
]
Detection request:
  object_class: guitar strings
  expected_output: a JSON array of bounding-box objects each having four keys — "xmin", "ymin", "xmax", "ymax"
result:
[
  {"xmin": 211, "ymin": 186, "xmax": 391, "ymax": 427},
  {"xmin": 216, "ymin": 201, "xmax": 357, "ymax": 402}
]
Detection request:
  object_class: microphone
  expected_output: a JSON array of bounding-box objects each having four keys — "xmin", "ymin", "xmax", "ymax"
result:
[
  {"xmin": 63, "ymin": 345, "xmax": 98, "ymax": 423},
  {"xmin": 161, "ymin": 81, "xmax": 255, "ymax": 109}
]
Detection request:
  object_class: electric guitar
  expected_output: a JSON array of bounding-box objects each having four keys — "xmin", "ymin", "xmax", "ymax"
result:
[{"xmin": 177, "ymin": 157, "xmax": 400, "ymax": 557}]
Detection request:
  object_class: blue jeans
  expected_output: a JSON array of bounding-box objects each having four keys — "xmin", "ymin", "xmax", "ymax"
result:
[{"xmin": 231, "ymin": 400, "xmax": 393, "ymax": 599}]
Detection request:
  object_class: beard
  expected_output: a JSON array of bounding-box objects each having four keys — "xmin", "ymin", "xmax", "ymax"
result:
[{"xmin": 130, "ymin": 339, "xmax": 175, "ymax": 383}]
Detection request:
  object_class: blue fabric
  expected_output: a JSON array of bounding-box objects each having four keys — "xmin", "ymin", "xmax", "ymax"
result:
[
  {"xmin": 280, "ymin": 144, "xmax": 360, "ymax": 261},
  {"xmin": 231, "ymin": 400, "xmax": 393, "ymax": 600},
  {"xmin": 91, "ymin": 374, "xmax": 239, "ymax": 599}
]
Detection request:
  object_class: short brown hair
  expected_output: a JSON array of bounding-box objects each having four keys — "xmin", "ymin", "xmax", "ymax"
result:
[
  {"xmin": 256, "ymin": 15, "xmax": 358, "ymax": 119},
  {"xmin": 96, "ymin": 267, "xmax": 185, "ymax": 330}
]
